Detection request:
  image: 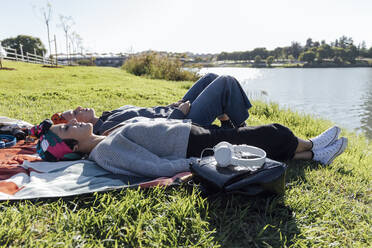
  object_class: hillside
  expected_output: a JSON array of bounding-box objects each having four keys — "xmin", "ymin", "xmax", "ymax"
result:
[
  {"xmin": 0, "ymin": 61, "xmax": 371, "ymax": 247},
  {"xmin": 0, "ymin": 61, "xmax": 192, "ymax": 124}
]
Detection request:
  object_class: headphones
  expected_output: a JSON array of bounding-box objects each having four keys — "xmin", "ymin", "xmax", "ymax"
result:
[
  {"xmin": 0, "ymin": 134, "xmax": 17, "ymax": 149},
  {"xmin": 213, "ymin": 142, "xmax": 266, "ymax": 170}
]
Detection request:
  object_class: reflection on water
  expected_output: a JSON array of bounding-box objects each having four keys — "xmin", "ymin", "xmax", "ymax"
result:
[
  {"xmin": 360, "ymin": 80, "xmax": 372, "ymax": 139},
  {"xmin": 199, "ymin": 67, "xmax": 372, "ymax": 139}
]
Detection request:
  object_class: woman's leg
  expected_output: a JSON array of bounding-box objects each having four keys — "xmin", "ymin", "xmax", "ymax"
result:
[
  {"xmin": 186, "ymin": 75, "xmax": 252, "ymax": 127},
  {"xmin": 295, "ymin": 127, "xmax": 347, "ymax": 165},
  {"xmin": 186, "ymin": 123, "xmax": 298, "ymax": 161},
  {"xmin": 182, "ymin": 73, "xmax": 219, "ymax": 103},
  {"xmin": 293, "ymin": 151, "xmax": 313, "ymax": 160},
  {"xmin": 291, "ymin": 138, "xmax": 313, "ymax": 160},
  {"xmin": 187, "ymin": 124, "xmax": 347, "ymax": 164},
  {"xmin": 295, "ymin": 138, "xmax": 312, "ymax": 152}
]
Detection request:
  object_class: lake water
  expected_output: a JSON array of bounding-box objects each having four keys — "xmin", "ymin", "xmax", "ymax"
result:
[{"xmin": 199, "ymin": 67, "xmax": 372, "ymax": 139}]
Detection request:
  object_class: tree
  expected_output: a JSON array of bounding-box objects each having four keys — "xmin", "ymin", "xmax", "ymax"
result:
[
  {"xmin": 332, "ymin": 39, "xmax": 339, "ymax": 47},
  {"xmin": 305, "ymin": 38, "xmax": 313, "ymax": 50},
  {"xmin": 316, "ymin": 47, "xmax": 327, "ymax": 63},
  {"xmin": 332, "ymin": 47, "xmax": 344, "ymax": 59},
  {"xmin": 2, "ymin": 35, "xmax": 46, "ymax": 56},
  {"xmin": 344, "ymin": 45, "xmax": 358, "ymax": 63},
  {"xmin": 338, "ymin": 35, "xmax": 353, "ymax": 48},
  {"xmin": 299, "ymin": 51, "xmax": 316, "ymax": 64},
  {"xmin": 358, "ymin": 41, "xmax": 368, "ymax": 57},
  {"xmin": 59, "ymin": 15, "xmax": 74, "ymax": 62},
  {"xmin": 281, "ymin": 46, "xmax": 291, "ymax": 59},
  {"xmin": 333, "ymin": 56, "xmax": 343, "ymax": 65},
  {"xmin": 75, "ymin": 33, "xmax": 84, "ymax": 54},
  {"xmin": 320, "ymin": 43, "xmax": 333, "ymax": 58},
  {"xmin": 266, "ymin": 56, "xmax": 274, "ymax": 67},
  {"xmin": 251, "ymin": 48, "xmax": 269, "ymax": 59},
  {"xmin": 254, "ymin": 55, "xmax": 262, "ymax": 65},
  {"xmin": 289, "ymin": 41, "xmax": 302, "ymax": 59},
  {"xmin": 69, "ymin": 31, "xmax": 82, "ymax": 54},
  {"xmin": 273, "ymin": 47, "xmax": 283, "ymax": 59},
  {"xmin": 217, "ymin": 52, "xmax": 229, "ymax": 61},
  {"xmin": 40, "ymin": 2, "xmax": 52, "ymax": 56},
  {"xmin": 214, "ymin": 36, "xmax": 365, "ymax": 64},
  {"xmin": 368, "ymin": 47, "xmax": 372, "ymax": 58},
  {"xmin": 331, "ymin": 46, "xmax": 357, "ymax": 64},
  {"xmin": 288, "ymin": 55, "xmax": 295, "ymax": 62},
  {"xmin": 348, "ymin": 45, "xmax": 358, "ymax": 62}
]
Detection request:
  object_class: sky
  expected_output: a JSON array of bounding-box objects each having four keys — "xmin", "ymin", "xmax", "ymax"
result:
[{"xmin": 1, "ymin": 0, "xmax": 372, "ymax": 55}]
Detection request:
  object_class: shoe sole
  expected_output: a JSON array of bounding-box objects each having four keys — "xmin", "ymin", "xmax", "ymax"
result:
[{"xmin": 324, "ymin": 137, "xmax": 348, "ymax": 165}]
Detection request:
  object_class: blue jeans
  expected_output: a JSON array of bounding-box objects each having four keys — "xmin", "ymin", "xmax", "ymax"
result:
[{"xmin": 183, "ymin": 73, "xmax": 252, "ymax": 127}]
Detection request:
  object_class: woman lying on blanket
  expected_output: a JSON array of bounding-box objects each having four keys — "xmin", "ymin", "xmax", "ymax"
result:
[
  {"xmin": 50, "ymin": 73, "xmax": 253, "ymax": 134},
  {"xmin": 30, "ymin": 118, "xmax": 348, "ymax": 178}
]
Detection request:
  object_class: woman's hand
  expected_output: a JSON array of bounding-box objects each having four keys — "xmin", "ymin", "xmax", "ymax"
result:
[
  {"xmin": 167, "ymin": 99, "xmax": 184, "ymax": 108},
  {"xmin": 178, "ymin": 101, "xmax": 191, "ymax": 115}
]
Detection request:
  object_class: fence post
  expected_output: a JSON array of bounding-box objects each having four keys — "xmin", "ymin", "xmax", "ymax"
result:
[
  {"xmin": 34, "ymin": 48, "xmax": 37, "ymax": 64},
  {"xmin": 14, "ymin": 48, "xmax": 18, "ymax": 61},
  {"xmin": 27, "ymin": 52, "xmax": 29, "ymax": 63},
  {"xmin": 19, "ymin": 44, "xmax": 24, "ymax": 61},
  {"xmin": 68, "ymin": 42, "xmax": 71, "ymax": 65},
  {"xmin": 42, "ymin": 51, "xmax": 45, "ymax": 65},
  {"xmin": 54, "ymin": 35, "xmax": 58, "ymax": 67}
]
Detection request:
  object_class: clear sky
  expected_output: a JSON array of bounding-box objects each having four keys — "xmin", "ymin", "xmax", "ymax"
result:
[{"xmin": 1, "ymin": 0, "xmax": 372, "ymax": 55}]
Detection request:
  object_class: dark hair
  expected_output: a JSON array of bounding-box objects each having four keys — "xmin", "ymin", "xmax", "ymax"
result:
[
  {"xmin": 62, "ymin": 138, "xmax": 85, "ymax": 159},
  {"xmin": 63, "ymin": 138, "xmax": 78, "ymax": 150}
]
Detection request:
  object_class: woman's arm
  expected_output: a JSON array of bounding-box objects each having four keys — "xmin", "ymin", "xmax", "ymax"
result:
[{"xmin": 91, "ymin": 131, "xmax": 194, "ymax": 178}]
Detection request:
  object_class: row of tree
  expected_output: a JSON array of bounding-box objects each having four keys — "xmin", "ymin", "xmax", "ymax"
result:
[
  {"xmin": 38, "ymin": 1, "xmax": 83, "ymax": 57},
  {"xmin": 217, "ymin": 36, "xmax": 372, "ymax": 64}
]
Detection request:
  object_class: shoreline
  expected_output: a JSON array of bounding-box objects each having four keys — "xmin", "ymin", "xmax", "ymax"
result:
[{"xmin": 185, "ymin": 61, "xmax": 372, "ymax": 69}]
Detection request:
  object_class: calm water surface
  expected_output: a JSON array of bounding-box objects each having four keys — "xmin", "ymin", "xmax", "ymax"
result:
[{"xmin": 199, "ymin": 67, "xmax": 372, "ymax": 139}]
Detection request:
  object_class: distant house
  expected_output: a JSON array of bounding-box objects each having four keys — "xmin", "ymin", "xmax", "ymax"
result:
[
  {"xmin": 94, "ymin": 56, "xmax": 127, "ymax": 67},
  {"xmin": 57, "ymin": 54, "xmax": 128, "ymax": 67}
]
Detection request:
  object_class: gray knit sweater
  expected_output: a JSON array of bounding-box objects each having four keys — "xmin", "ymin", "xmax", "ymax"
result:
[{"xmin": 89, "ymin": 117, "xmax": 195, "ymax": 178}]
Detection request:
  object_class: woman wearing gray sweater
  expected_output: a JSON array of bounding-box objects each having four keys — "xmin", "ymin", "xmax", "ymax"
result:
[{"xmin": 31, "ymin": 118, "xmax": 347, "ymax": 178}]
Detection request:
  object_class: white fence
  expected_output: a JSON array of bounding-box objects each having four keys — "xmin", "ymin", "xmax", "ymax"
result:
[
  {"xmin": 1, "ymin": 46, "xmax": 58, "ymax": 65},
  {"xmin": 1, "ymin": 44, "xmax": 129, "ymax": 67}
]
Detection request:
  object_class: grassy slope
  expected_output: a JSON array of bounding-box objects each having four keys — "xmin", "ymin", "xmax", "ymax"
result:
[{"xmin": 0, "ymin": 61, "xmax": 371, "ymax": 247}]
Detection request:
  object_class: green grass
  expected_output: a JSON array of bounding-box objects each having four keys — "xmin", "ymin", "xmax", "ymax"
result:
[
  {"xmin": 0, "ymin": 61, "xmax": 193, "ymax": 124},
  {"xmin": 0, "ymin": 61, "xmax": 371, "ymax": 247}
]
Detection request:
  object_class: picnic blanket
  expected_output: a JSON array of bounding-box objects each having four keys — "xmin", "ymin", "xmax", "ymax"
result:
[
  {"xmin": 0, "ymin": 117, "xmax": 191, "ymax": 200},
  {"xmin": 0, "ymin": 142, "xmax": 191, "ymax": 200}
]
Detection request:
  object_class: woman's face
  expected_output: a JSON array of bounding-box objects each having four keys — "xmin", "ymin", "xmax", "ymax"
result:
[
  {"xmin": 62, "ymin": 106, "xmax": 96, "ymax": 123},
  {"xmin": 50, "ymin": 118, "xmax": 93, "ymax": 143}
]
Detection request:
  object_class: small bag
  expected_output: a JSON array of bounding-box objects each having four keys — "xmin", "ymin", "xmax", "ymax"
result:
[
  {"xmin": 189, "ymin": 156, "xmax": 287, "ymax": 196},
  {"xmin": 0, "ymin": 117, "xmax": 32, "ymax": 140}
]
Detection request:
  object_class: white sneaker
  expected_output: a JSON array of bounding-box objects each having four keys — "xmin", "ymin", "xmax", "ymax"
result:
[
  {"xmin": 310, "ymin": 126, "xmax": 341, "ymax": 151},
  {"xmin": 313, "ymin": 137, "xmax": 348, "ymax": 165}
]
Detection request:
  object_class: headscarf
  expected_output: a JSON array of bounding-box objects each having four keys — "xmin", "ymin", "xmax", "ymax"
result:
[
  {"xmin": 30, "ymin": 119, "xmax": 81, "ymax": 161},
  {"xmin": 51, "ymin": 112, "xmax": 68, "ymax": 124}
]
